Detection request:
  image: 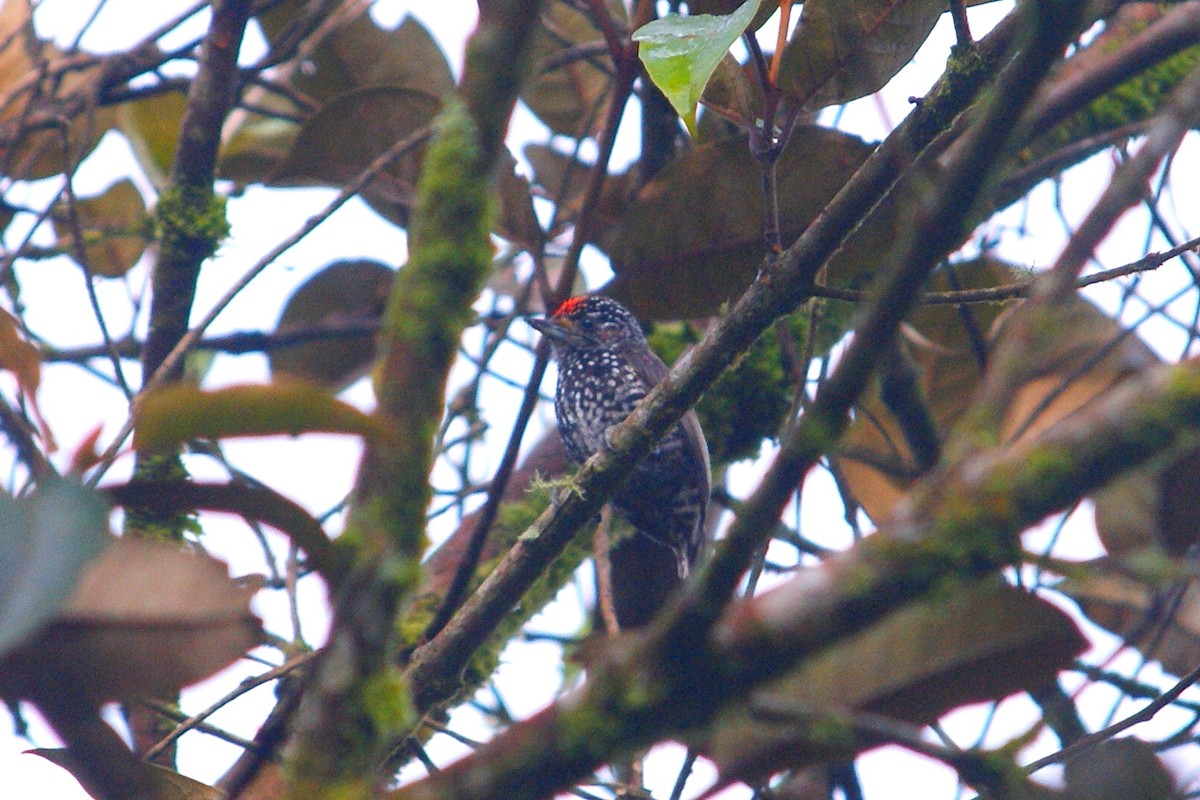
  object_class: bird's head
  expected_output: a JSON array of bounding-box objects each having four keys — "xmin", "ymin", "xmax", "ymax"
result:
[{"xmin": 529, "ymin": 295, "xmax": 646, "ymax": 351}]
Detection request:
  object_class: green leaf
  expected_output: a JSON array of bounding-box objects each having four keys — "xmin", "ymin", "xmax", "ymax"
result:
[
  {"xmin": 133, "ymin": 380, "xmax": 398, "ymax": 451},
  {"xmin": 633, "ymin": 0, "xmax": 762, "ymax": 136},
  {"xmin": 0, "ymin": 479, "xmax": 111, "ymax": 657}
]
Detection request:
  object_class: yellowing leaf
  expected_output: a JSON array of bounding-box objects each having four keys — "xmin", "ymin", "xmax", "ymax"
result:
[
  {"xmin": 118, "ymin": 91, "xmax": 187, "ymax": 188},
  {"xmin": 133, "ymin": 379, "xmax": 396, "ymax": 451}
]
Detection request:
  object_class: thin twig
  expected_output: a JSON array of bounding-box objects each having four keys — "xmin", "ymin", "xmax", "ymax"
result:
[
  {"xmin": 86, "ymin": 124, "xmax": 434, "ymax": 486},
  {"xmin": 808, "ymin": 235, "xmax": 1200, "ymax": 305},
  {"xmin": 1025, "ymin": 662, "xmax": 1200, "ymax": 774}
]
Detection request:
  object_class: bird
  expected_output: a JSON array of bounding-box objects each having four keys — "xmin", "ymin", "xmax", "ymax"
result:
[{"xmin": 530, "ymin": 294, "xmax": 710, "ymax": 578}]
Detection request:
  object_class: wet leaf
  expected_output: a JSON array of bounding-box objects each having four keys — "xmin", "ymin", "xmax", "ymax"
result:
[
  {"xmin": 0, "ymin": 538, "xmax": 262, "ymax": 702},
  {"xmin": 133, "ymin": 379, "xmax": 397, "ymax": 451},
  {"xmin": 778, "ymin": 0, "xmax": 946, "ymax": 110},
  {"xmin": 52, "ymin": 179, "xmax": 149, "ymax": 278},
  {"xmin": 633, "ymin": 0, "xmax": 763, "ymax": 136},
  {"xmin": 703, "ymin": 580, "xmax": 1085, "ymax": 781},
  {"xmin": 0, "ymin": 478, "xmax": 110, "ymax": 656},
  {"xmin": 605, "ymin": 126, "xmax": 873, "ymax": 319},
  {"xmin": 269, "ymin": 259, "xmax": 394, "ymax": 390},
  {"xmin": 30, "ymin": 748, "xmax": 226, "ymax": 800}
]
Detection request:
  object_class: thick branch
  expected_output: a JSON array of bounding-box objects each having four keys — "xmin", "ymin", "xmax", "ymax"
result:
[
  {"xmin": 389, "ymin": 354, "xmax": 1200, "ymax": 800},
  {"xmin": 401, "ymin": 0, "xmax": 1030, "ymax": 719},
  {"xmin": 140, "ymin": 0, "xmax": 250, "ymax": 381}
]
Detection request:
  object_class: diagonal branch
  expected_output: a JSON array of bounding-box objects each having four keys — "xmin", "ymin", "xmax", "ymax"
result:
[{"xmin": 388, "ymin": 351, "xmax": 1200, "ymax": 800}]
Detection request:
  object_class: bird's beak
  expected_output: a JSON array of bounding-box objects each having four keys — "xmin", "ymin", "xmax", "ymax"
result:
[{"xmin": 529, "ymin": 316, "xmax": 574, "ymax": 343}]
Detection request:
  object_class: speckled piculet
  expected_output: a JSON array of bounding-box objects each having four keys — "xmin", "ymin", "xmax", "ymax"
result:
[{"xmin": 530, "ymin": 295, "xmax": 710, "ymax": 577}]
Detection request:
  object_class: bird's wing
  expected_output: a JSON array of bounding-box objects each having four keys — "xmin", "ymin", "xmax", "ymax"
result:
[{"xmin": 622, "ymin": 342, "xmax": 712, "ymax": 524}]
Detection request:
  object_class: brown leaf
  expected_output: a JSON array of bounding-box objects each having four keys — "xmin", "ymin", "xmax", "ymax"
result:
[
  {"xmin": 494, "ymin": 150, "xmax": 543, "ymax": 250},
  {"xmin": 836, "ymin": 258, "xmax": 1020, "ymax": 522},
  {"xmin": 1060, "ymin": 566, "xmax": 1200, "ymax": 680},
  {"xmin": 52, "ymin": 178, "xmax": 149, "ymax": 278},
  {"xmin": 1094, "ymin": 443, "xmax": 1200, "ymax": 558},
  {"xmin": 0, "ymin": 1, "xmax": 115, "ymax": 179},
  {"xmin": 0, "ymin": 306, "xmax": 41, "ymax": 404},
  {"xmin": 222, "ymin": 11, "xmax": 454, "ymax": 188},
  {"xmin": 606, "ymin": 126, "xmax": 873, "ymax": 319},
  {"xmin": 0, "ymin": 538, "xmax": 262, "ymax": 703},
  {"xmin": 521, "ymin": 2, "xmax": 620, "ymax": 138},
  {"xmin": 270, "ymin": 86, "xmax": 441, "ymax": 227},
  {"xmin": 777, "ymin": 0, "xmax": 946, "ymax": 110},
  {"xmin": 268, "ymin": 259, "xmax": 394, "ymax": 390},
  {"xmin": 838, "ymin": 278, "xmax": 1161, "ymax": 525},
  {"xmin": 702, "ymin": 580, "xmax": 1086, "ymax": 783},
  {"xmin": 259, "ymin": 9, "xmax": 454, "ymax": 104},
  {"xmin": 698, "ymin": 53, "xmax": 762, "ymax": 132},
  {"xmin": 1064, "ymin": 737, "xmax": 1176, "ymax": 800}
]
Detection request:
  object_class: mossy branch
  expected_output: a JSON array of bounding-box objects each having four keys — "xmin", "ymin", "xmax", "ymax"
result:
[
  {"xmin": 283, "ymin": 97, "xmax": 495, "ymax": 795},
  {"xmin": 283, "ymin": 0, "xmax": 545, "ymax": 790},
  {"xmin": 402, "ymin": 0, "xmax": 1086, "ymax": 721},
  {"xmin": 388, "ymin": 350, "xmax": 1200, "ymax": 800}
]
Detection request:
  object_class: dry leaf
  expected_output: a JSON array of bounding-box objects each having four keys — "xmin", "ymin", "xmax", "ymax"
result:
[
  {"xmin": 702, "ymin": 580, "xmax": 1085, "ymax": 783},
  {"xmin": 0, "ymin": 538, "xmax": 262, "ymax": 703}
]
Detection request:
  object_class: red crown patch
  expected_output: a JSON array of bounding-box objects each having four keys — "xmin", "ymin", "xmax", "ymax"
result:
[{"xmin": 553, "ymin": 296, "xmax": 588, "ymax": 317}]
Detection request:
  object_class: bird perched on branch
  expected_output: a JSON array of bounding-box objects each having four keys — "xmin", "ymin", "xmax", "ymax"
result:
[{"xmin": 530, "ymin": 294, "xmax": 710, "ymax": 578}]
